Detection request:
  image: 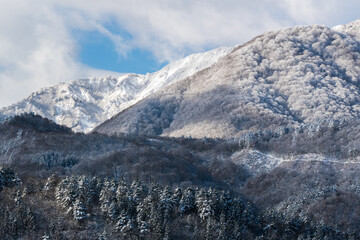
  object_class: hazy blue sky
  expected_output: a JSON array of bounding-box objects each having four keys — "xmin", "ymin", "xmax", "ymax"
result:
[{"xmin": 0, "ymin": 0, "xmax": 360, "ymax": 107}]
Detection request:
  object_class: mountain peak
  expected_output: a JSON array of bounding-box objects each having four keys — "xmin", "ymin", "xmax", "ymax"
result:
[
  {"xmin": 94, "ymin": 24, "xmax": 360, "ymax": 138},
  {"xmin": 0, "ymin": 46, "xmax": 233, "ymax": 133}
]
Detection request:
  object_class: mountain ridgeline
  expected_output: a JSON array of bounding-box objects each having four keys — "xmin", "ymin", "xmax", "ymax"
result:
[
  {"xmin": 0, "ymin": 47, "xmax": 232, "ymax": 133},
  {"xmin": 95, "ymin": 23, "xmax": 360, "ymax": 138}
]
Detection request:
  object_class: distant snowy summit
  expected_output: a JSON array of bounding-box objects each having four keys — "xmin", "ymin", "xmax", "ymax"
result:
[
  {"xmin": 0, "ymin": 46, "xmax": 233, "ymax": 132},
  {"xmin": 3, "ymin": 20, "xmax": 360, "ymax": 137}
]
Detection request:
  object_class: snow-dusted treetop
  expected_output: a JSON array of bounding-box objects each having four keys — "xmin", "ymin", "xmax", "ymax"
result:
[
  {"xmin": 0, "ymin": 46, "xmax": 233, "ymax": 132},
  {"xmin": 332, "ymin": 19, "xmax": 360, "ymax": 39}
]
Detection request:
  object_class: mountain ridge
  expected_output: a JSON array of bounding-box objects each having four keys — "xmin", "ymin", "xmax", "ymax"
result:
[
  {"xmin": 94, "ymin": 23, "xmax": 360, "ymax": 138},
  {"xmin": 0, "ymin": 46, "xmax": 233, "ymax": 133}
]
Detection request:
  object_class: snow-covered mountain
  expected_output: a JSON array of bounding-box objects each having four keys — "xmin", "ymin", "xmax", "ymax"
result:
[
  {"xmin": 0, "ymin": 46, "xmax": 233, "ymax": 132},
  {"xmin": 95, "ymin": 23, "xmax": 360, "ymax": 138}
]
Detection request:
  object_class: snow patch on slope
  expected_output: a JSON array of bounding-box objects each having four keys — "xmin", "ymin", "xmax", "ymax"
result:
[
  {"xmin": 231, "ymin": 149, "xmax": 283, "ymax": 173},
  {"xmin": 232, "ymin": 149, "xmax": 360, "ymax": 176}
]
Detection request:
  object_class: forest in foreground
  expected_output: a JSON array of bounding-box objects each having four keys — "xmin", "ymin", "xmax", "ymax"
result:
[{"xmin": 0, "ymin": 166, "xmax": 357, "ymax": 240}]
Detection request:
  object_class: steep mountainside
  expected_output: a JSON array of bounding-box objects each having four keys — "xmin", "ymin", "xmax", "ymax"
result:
[
  {"xmin": 95, "ymin": 23, "xmax": 360, "ymax": 138},
  {"xmin": 0, "ymin": 47, "xmax": 232, "ymax": 133}
]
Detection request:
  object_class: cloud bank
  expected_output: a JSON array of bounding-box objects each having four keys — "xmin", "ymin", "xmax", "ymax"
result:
[{"xmin": 0, "ymin": 0, "xmax": 360, "ymax": 107}]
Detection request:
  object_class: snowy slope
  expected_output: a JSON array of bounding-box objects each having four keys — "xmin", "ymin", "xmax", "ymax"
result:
[
  {"xmin": 0, "ymin": 46, "xmax": 233, "ymax": 132},
  {"xmin": 95, "ymin": 23, "xmax": 360, "ymax": 138}
]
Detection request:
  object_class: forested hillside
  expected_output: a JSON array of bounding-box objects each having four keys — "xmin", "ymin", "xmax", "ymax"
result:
[{"xmin": 0, "ymin": 114, "xmax": 360, "ymax": 239}]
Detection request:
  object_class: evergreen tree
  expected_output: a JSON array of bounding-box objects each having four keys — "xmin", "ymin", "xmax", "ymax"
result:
[
  {"xmin": 87, "ymin": 176, "xmax": 100, "ymax": 206},
  {"xmin": 98, "ymin": 229, "xmax": 110, "ymax": 240},
  {"xmin": 55, "ymin": 176, "xmax": 78, "ymax": 215},
  {"xmin": 108, "ymin": 200, "xmax": 119, "ymax": 222},
  {"xmin": 179, "ymin": 187, "xmax": 196, "ymax": 214},
  {"xmin": 172, "ymin": 187, "xmax": 182, "ymax": 207},
  {"xmin": 73, "ymin": 198, "xmax": 88, "ymax": 222},
  {"xmin": 196, "ymin": 188, "xmax": 214, "ymax": 221},
  {"xmin": 0, "ymin": 166, "xmax": 20, "ymax": 191},
  {"xmin": 205, "ymin": 217, "xmax": 213, "ymax": 240},
  {"xmin": 99, "ymin": 179, "xmax": 117, "ymax": 217},
  {"xmin": 116, "ymin": 179, "xmax": 129, "ymax": 214},
  {"xmin": 149, "ymin": 198, "xmax": 162, "ymax": 239},
  {"xmin": 137, "ymin": 196, "xmax": 151, "ymax": 237},
  {"xmin": 217, "ymin": 210, "xmax": 226, "ymax": 240},
  {"xmin": 43, "ymin": 174, "xmax": 58, "ymax": 192},
  {"xmin": 115, "ymin": 211, "xmax": 130, "ymax": 233},
  {"xmin": 192, "ymin": 220, "xmax": 201, "ymax": 240}
]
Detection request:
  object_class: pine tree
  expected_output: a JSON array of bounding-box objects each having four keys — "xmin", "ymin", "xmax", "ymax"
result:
[
  {"xmin": 217, "ymin": 210, "xmax": 226, "ymax": 240},
  {"xmin": 196, "ymin": 188, "xmax": 214, "ymax": 221},
  {"xmin": 73, "ymin": 198, "xmax": 88, "ymax": 222},
  {"xmin": 163, "ymin": 222, "xmax": 170, "ymax": 240},
  {"xmin": 55, "ymin": 176, "xmax": 79, "ymax": 215},
  {"xmin": 25, "ymin": 207, "xmax": 36, "ymax": 232},
  {"xmin": 149, "ymin": 198, "xmax": 162, "ymax": 239},
  {"xmin": 108, "ymin": 200, "xmax": 119, "ymax": 222},
  {"xmin": 179, "ymin": 187, "xmax": 196, "ymax": 214},
  {"xmin": 192, "ymin": 220, "xmax": 201, "ymax": 240},
  {"xmin": 14, "ymin": 190, "xmax": 22, "ymax": 206},
  {"xmin": 116, "ymin": 179, "xmax": 128, "ymax": 213},
  {"xmin": 99, "ymin": 179, "xmax": 117, "ymax": 217},
  {"xmin": 137, "ymin": 197, "xmax": 151, "ymax": 237},
  {"xmin": 0, "ymin": 166, "xmax": 20, "ymax": 191},
  {"xmin": 77, "ymin": 175, "xmax": 89, "ymax": 200},
  {"xmin": 115, "ymin": 211, "xmax": 130, "ymax": 233},
  {"xmin": 219, "ymin": 191, "xmax": 232, "ymax": 216},
  {"xmin": 98, "ymin": 229, "xmax": 110, "ymax": 240},
  {"xmin": 130, "ymin": 180, "xmax": 146, "ymax": 203},
  {"xmin": 43, "ymin": 174, "xmax": 58, "ymax": 192},
  {"xmin": 87, "ymin": 176, "xmax": 100, "ymax": 206},
  {"xmin": 172, "ymin": 187, "xmax": 182, "ymax": 206},
  {"xmin": 160, "ymin": 186, "xmax": 175, "ymax": 238},
  {"xmin": 205, "ymin": 217, "xmax": 213, "ymax": 240},
  {"xmin": 313, "ymin": 220, "xmax": 325, "ymax": 240}
]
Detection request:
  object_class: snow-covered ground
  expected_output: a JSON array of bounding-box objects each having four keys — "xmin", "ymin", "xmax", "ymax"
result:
[{"xmin": 231, "ymin": 149, "xmax": 360, "ymax": 175}]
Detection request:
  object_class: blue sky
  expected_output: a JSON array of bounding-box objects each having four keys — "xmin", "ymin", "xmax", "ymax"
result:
[
  {"xmin": 76, "ymin": 30, "xmax": 167, "ymax": 74},
  {"xmin": 0, "ymin": 0, "xmax": 360, "ymax": 107}
]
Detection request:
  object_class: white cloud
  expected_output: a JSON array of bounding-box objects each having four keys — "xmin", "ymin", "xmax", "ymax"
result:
[{"xmin": 0, "ymin": 0, "xmax": 359, "ymax": 107}]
